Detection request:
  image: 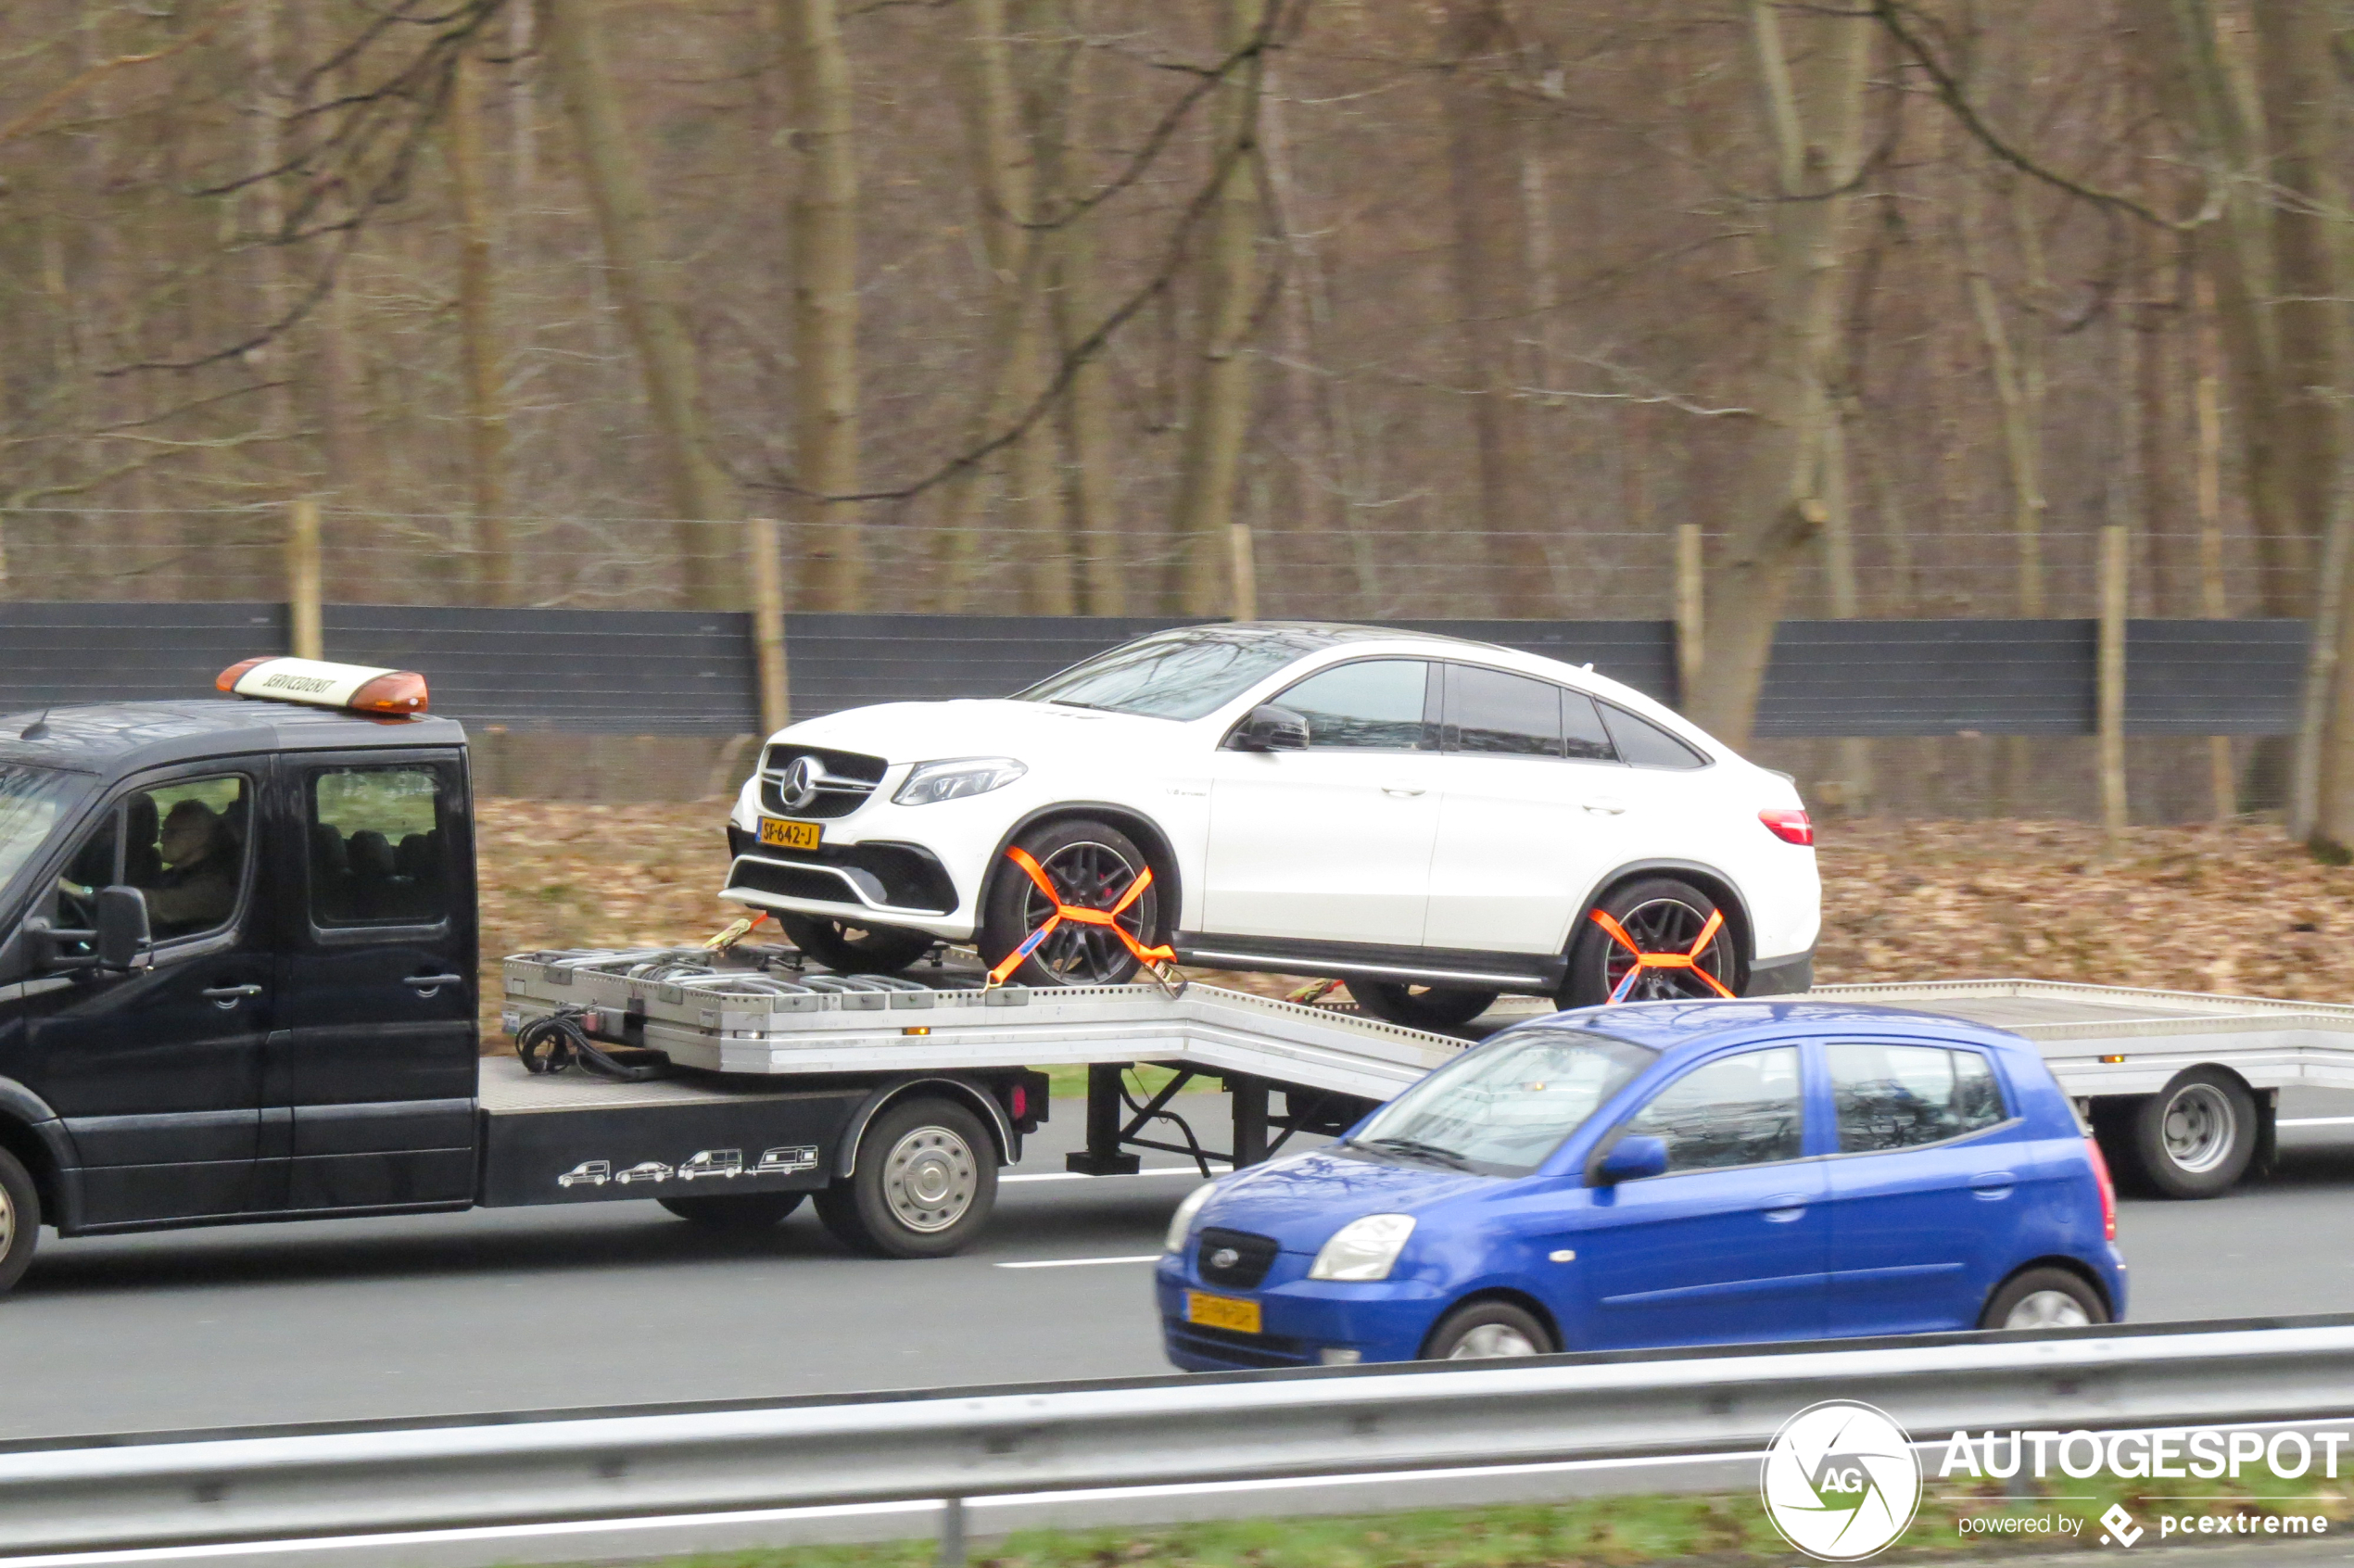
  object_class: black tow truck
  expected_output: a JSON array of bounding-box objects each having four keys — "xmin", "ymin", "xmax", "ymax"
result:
[{"xmin": 0, "ymin": 659, "xmax": 1045, "ymax": 1294}]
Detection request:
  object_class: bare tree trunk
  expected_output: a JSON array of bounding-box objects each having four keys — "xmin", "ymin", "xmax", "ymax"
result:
[
  {"xmin": 538, "ymin": 0, "xmax": 736, "ymax": 607},
  {"xmin": 1168, "ymin": 0, "xmax": 1269, "ymax": 617},
  {"xmin": 1687, "ymin": 0, "xmax": 1870, "ymax": 750},
  {"xmin": 779, "ymin": 0, "xmax": 864, "ymax": 612},
  {"xmin": 1438, "ymin": 0, "xmax": 1540, "ymax": 616},
  {"xmin": 447, "ymin": 45, "xmax": 514, "ymax": 606}
]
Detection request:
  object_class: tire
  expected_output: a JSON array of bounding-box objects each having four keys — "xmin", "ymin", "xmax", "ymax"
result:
[
  {"xmin": 1560, "ymin": 876, "xmax": 1738, "ymax": 1007},
  {"xmin": 658, "ymin": 1191, "xmax": 806, "ymax": 1229},
  {"xmin": 0, "ymin": 1146, "xmax": 39, "ymax": 1296},
  {"xmin": 2120, "ymin": 1068, "xmax": 2257, "ymax": 1198},
  {"xmin": 776, "ymin": 915, "xmax": 935, "ymax": 977},
  {"xmin": 1349, "ymin": 981, "xmax": 1499, "ymax": 1031},
  {"xmin": 815, "ymin": 1096, "xmax": 998, "ymax": 1258},
  {"xmin": 1980, "ymin": 1267, "xmax": 2108, "ymax": 1331},
  {"xmin": 1423, "ymin": 1298, "xmax": 1555, "ymax": 1360},
  {"xmin": 977, "ymin": 818, "xmax": 1160, "ymax": 987}
]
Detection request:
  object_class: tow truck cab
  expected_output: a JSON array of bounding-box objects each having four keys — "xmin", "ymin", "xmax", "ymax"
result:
[{"xmin": 0, "ymin": 672, "xmax": 1036, "ymax": 1291}]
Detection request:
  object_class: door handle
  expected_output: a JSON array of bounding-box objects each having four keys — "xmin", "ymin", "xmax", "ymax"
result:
[
  {"xmin": 1581, "ymin": 799, "xmax": 1627, "ymax": 815},
  {"xmin": 1761, "ymin": 1193, "xmax": 1810, "ymax": 1221},
  {"xmin": 1378, "ymin": 784, "xmax": 1426, "ymax": 797},
  {"xmin": 1969, "ymin": 1172, "xmax": 2017, "ymax": 1198},
  {"xmin": 405, "ymin": 973, "xmax": 466, "ymax": 994},
  {"xmin": 200, "ymin": 983, "xmax": 262, "ymax": 1008}
]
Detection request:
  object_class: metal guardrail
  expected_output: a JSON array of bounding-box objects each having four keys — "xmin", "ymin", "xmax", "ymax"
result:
[{"xmin": 7, "ymin": 1315, "xmax": 2354, "ymax": 1560}]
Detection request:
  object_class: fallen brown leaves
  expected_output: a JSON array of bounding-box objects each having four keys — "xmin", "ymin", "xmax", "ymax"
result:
[{"xmin": 470, "ymin": 803, "xmax": 2354, "ymax": 1044}]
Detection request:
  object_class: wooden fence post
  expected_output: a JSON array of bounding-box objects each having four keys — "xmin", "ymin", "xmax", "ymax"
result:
[
  {"xmin": 1674, "ymin": 523, "xmax": 1703, "ymax": 710},
  {"xmin": 286, "ymin": 498, "xmax": 323, "ymax": 660},
  {"xmin": 749, "ymin": 515, "xmax": 790, "ymax": 736},
  {"xmin": 2099, "ymin": 523, "xmax": 2129, "ymax": 840},
  {"xmin": 1229, "ymin": 524, "xmax": 1259, "ymax": 622}
]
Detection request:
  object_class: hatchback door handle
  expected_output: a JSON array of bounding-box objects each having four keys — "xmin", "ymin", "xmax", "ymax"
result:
[
  {"xmin": 1970, "ymin": 1172, "xmax": 2017, "ymax": 1198},
  {"xmin": 405, "ymin": 973, "xmax": 465, "ymax": 993},
  {"xmin": 1761, "ymin": 1193, "xmax": 1810, "ymax": 1221},
  {"xmin": 200, "ymin": 983, "xmax": 262, "ymax": 1007},
  {"xmin": 1581, "ymin": 799, "xmax": 1627, "ymax": 815}
]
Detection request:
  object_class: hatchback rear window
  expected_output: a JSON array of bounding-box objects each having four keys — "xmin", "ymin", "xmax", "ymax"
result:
[{"xmin": 1828, "ymin": 1043, "xmax": 2006, "ymax": 1151}]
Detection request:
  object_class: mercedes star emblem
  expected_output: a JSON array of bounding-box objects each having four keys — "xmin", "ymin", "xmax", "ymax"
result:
[{"xmin": 780, "ymin": 754, "xmax": 821, "ymax": 810}]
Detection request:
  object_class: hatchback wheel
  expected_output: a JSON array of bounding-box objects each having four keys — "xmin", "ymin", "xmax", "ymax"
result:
[
  {"xmin": 978, "ymin": 818, "xmax": 1161, "ymax": 987},
  {"xmin": 1349, "ymin": 981, "xmax": 1498, "ymax": 1031},
  {"xmin": 1423, "ymin": 1299, "xmax": 1553, "ymax": 1360},
  {"xmin": 1560, "ymin": 877, "xmax": 1738, "ymax": 1006},
  {"xmin": 1980, "ymin": 1267, "xmax": 2107, "ymax": 1331}
]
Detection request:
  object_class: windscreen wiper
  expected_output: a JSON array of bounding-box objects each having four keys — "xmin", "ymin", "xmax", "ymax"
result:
[{"xmin": 1354, "ymin": 1136, "xmax": 1476, "ymax": 1172}]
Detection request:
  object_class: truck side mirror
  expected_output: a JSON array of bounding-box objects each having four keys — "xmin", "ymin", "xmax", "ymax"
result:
[
  {"xmin": 1589, "ymin": 1133, "xmax": 1667, "ymax": 1185},
  {"xmin": 1228, "ymin": 704, "xmax": 1310, "ymax": 752},
  {"xmin": 93, "ymin": 886, "xmax": 152, "ymax": 972}
]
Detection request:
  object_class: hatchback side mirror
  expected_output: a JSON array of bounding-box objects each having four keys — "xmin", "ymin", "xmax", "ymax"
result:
[
  {"xmin": 1590, "ymin": 1133, "xmax": 1667, "ymax": 1185},
  {"xmin": 94, "ymin": 886, "xmax": 153, "ymax": 972},
  {"xmin": 1229, "ymin": 703, "xmax": 1310, "ymax": 752}
]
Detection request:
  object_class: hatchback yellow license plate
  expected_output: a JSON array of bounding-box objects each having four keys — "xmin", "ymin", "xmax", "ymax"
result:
[
  {"xmin": 759, "ymin": 817, "xmax": 822, "ymax": 851},
  {"xmin": 1186, "ymin": 1291, "xmax": 1261, "ymax": 1334}
]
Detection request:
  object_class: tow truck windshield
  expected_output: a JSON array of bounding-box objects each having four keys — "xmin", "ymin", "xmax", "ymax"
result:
[
  {"xmin": 0, "ymin": 764, "xmax": 89, "ymax": 893},
  {"xmin": 1014, "ymin": 628, "xmax": 1318, "ymax": 721},
  {"xmin": 1348, "ymin": 1027, "xmax": 1655, "ymax": 1177}
]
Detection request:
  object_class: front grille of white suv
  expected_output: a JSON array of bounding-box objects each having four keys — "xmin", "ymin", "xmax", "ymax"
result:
[{"xmin": 758, "ymin": 745, "xmax": 887, "ymax": 820}]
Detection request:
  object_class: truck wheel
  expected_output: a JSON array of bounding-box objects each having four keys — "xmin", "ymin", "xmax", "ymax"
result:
[
  {"xmin": 1559, "ymin": 877, "xmax": 1738, "ymax": 1006},
  {"xmin": 1981, "ymin": 1267, "xmax": 2107, "ymax": 1330},
  {"xmin": 1349, "ymin": 981, "xmax": 1498, "ymax": 1031},
  {"xmin": 777, "ymin": 915, "xmax": 935, "ymax": 977},
  {"xmin": 2123, "ymin": 1068, "xmax": 2257, "ymax": 1198},
  {"xmin": 0, "ymin": 1146, "xmax": 39, "ymax": 1296},
  {"xmin": 816, "ymin": 1096, "xmax": 997, "ymax": 1258},
  {"xmin": 977, "ymin": 818, "xmax": 1160, "ymax": 987},
  {"xmin": 658, "ymin": 1192, "xmax": 805, "ymax": 1229}
]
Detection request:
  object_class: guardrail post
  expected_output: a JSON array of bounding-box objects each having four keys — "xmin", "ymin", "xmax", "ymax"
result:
[{"xmin": 938, "ymin": 1496, "xmax": 966, "ymax": 1567}]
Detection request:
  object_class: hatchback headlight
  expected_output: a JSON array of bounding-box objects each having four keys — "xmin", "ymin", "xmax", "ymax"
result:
[
  {"xmin": 1308, "ymin": 1214, "xmax": 1416, "ymax": 1281},
  {"xmin": 892, "ymin": 756, "xmax": 1027, "ymax": 806},
  {"xmin": 1164, "ymin": 1182, "xmax": 1217, "ymax": 1254}
]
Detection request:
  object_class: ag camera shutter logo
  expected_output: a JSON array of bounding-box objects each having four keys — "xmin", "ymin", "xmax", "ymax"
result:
[{"xmin": 1761, "ymin": 1400, "xmax": 1923, "ymax": 1561}]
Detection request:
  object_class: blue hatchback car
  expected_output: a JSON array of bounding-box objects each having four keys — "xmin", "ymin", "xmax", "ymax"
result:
[{"xmin": 1158, "ymin": 1002, "xmax": 2125, "ymax": 1370}]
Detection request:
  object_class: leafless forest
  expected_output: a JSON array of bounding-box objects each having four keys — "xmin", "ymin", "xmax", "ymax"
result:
[{"xmin": 6, "ymin": 1, "xmax": 2354, "ymax": 827}]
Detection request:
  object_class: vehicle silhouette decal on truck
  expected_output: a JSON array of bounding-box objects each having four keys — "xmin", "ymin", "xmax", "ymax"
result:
[{"xmin": 556, "ymin": 1146, "xmax": 819, "ymax": 1189}]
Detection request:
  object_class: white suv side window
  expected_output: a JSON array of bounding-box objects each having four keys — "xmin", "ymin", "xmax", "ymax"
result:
[{"xmin": 1273, "ymin": 660, "xmax": 1433, "ymax": 751}]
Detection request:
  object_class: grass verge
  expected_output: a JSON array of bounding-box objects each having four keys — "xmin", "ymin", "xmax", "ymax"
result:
[{"xmin": 576, "ymin": 1473, "xmax": 2354, "ymax": 1568}]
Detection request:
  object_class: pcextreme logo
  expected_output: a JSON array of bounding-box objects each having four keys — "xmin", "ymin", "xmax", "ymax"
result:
[{"xmin": 1760, "ymin": 1400, "xmax": 1925, "ymax": 1562}]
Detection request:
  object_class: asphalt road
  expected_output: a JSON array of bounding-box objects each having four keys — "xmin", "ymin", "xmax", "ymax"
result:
[{"xmin": 6, "ymin": 1087, "xmax": 2354, "ymax": 1443}]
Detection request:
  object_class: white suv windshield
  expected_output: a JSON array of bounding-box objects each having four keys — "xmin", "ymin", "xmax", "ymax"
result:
[
  {"xmin": 1350, "ymin": 1027, "xmax": 1655, "ymax": 1176},
  {"xmin": 1015, "ymin": 628, "xmax": 1320, "ymax": 720}
]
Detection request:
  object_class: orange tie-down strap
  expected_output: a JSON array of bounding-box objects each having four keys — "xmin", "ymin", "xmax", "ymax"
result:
[
  {"xmin": 1590, "ymin": 906, "xmax": 1735, "ymax": 1003},
  {"xmin": 987, "ymin": 845, "xmax": 1178, "ymax": 985}
]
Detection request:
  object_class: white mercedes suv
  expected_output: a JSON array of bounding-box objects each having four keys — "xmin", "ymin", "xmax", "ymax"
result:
[{"xmin": 722, "ymin": 623, "xmax": 1819, "ymax": 1029}]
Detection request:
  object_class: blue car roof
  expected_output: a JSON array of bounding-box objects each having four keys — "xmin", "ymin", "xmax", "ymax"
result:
[{"xmin": 1521, "ymin": 999, "xmax": 2025, "ymax": 1056}]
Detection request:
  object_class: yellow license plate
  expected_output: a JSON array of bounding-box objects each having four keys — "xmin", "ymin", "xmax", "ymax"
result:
[
  {"xmin": 1187, "ymin": 1291, "xmax": 1261, "ymax": 1334},
  {"xmin": 760, "ymin": 817, "xmax": 822, "ymax": 851}
]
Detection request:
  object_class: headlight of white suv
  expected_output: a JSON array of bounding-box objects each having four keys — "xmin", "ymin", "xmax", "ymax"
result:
[
  {"xmin": 1308, "ymin": 1214, "xmax": 1416, "ymax": 1281},
  {"xmin": 892, "ymin": 757, "xmax": 1027, "ymax": 806},
  {"xmin": 1164, "ymin": 1182, "xmax": 1218, "ymax": 1254}
]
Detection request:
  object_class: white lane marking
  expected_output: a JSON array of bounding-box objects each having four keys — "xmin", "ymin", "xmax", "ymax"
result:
[
  {"xmin": 2280, "ymin": 1116, "xmax": 2354, "ymax": 1128},
  {"xmin": 1003, "ymin": 1167, "xmax": 1224, "ymax": 1184},
  {"xmin": 993, "ymin": 1255, "xmax": 1164, "ymax": 1271}
]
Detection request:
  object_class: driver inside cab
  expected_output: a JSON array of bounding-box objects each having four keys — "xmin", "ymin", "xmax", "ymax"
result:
[{"xmin": 144, "ymin": 800, "xmax": 237, "ymax": 934}]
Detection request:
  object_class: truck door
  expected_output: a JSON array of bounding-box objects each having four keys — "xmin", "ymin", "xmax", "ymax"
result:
[
  {"xmin": 271, "ymin": 752, "xmax": 476, "ymax": 1210},
  {"xmin": 26, "ymin": 763, "xmax": 272, "ymax": 1226}
]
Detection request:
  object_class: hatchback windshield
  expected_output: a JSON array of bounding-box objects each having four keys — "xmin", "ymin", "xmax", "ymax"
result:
[
  {"xmin": 0, "ymin": 764, "xmax": 87, "ymax": 891},
  {"xmin": 1349, "ymin": 1027, "xmax": 1656, "ymax": 1176},
  {"xmin": 1014, "ymin": 627, "xmax": 1321, "ymax": 721}
]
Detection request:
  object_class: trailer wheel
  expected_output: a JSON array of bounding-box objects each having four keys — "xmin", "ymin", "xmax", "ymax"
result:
[
  {"xmin": 777, "ymin": 915, "xmax": 934, "ymax": 977},
  {"xmin": 0, "ymin": 1146, "xmax": 39, "ymax": 1296},
  {"xmin": 816, "ymin": 1096, "xmax": 997, "ymax": 1258},
  {"xmin": 2120, "ymin": 1067, "xmax": 2257, "ymax": 1198},
  {"xmin": 658, "ymin": 1192, "xmax": 805, "ymax": 1229},
  {"xmin": 1349, "ymin": 981, "xmax": 1498, "ymax": 1031}
]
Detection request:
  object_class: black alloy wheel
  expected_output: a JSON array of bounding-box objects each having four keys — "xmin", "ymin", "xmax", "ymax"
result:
[
  {"xmin": 1349, "ymin": 981, "xmax": 1499, "ymax": 1031},
  {"xmin": 979, "ymin": 817, "xmax": 1160, "ymax": 987},
  {"xmin": 1561, "ymin": 876, "xmax": 1738, "ymax": 1007},
  {"xmin": 776, "ymin": 914, "xmax": 936, "ymax": 976}
]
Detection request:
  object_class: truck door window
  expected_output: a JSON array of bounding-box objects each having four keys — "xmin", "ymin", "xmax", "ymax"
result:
[
  {"xmin": 60, "ymin": 776, "xmax": 252, "ymax": 943},
  {"xmin": 309, "ymin": 767, "xmax": 448, "ymax": 926}
]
